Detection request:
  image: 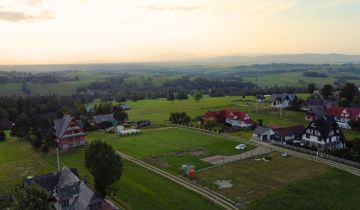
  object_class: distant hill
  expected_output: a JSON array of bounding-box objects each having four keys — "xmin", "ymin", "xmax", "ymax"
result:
[{"xmin": 194, "ymin": 53, "xmax": 360, "ymax": 65}]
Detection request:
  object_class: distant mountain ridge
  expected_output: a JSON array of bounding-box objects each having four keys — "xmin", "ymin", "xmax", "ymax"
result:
[{"xmin": 195, "ymin": 53, "xmax": 360, "ymax": 65}]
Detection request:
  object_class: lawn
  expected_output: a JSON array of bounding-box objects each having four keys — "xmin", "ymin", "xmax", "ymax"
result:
[
  {"xmin": 43, "ymin": 149, "xmax": 223, "ymax": 210},
  {"xmin": 247, "ymin": 169, "xmax": 360, "ymax": 210},
  {"xmin": 0, "ymin": 132, "xmax": 53, "ymax": 195},
  {"xmin": 0, "ymin": 132, "xmax": 224, "ymax": 210},
  {"xmin": 87, "ymin": 127, "xmax": 255, "ymax": 173},
  {"xmin": 197, "ymin": 152, "xmax": 331, "ymax": 206}
]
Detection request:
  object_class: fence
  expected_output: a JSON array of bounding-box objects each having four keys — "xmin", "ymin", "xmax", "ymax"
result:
[{"xmin": 272, "ymin": 142, "xmax": 360, "ymax": 169}]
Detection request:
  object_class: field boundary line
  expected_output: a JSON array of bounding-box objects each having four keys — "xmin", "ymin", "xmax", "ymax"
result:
[{"xmin": 117, "ymin": 151, "xmax": 239, "ymax": 210}]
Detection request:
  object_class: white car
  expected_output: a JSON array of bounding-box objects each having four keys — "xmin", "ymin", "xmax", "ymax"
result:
[{"xmin": 235, "ymin": 144, "xmax": 246, "ymax": 150}]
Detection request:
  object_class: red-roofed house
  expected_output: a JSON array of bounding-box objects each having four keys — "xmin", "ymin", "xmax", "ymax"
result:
[
  {"xmin": 204, "ymin": 110, "xmax": 253, "ymax": 128},
  {"xmin": 327, "ymin": 107, "xmax": 360, "ymax": 129}
]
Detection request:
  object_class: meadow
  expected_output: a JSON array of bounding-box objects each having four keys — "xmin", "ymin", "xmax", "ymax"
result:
[
  {"xmin": 247, "ymin": 169, "xmax": 360, "ymax": 210},
  {"xmin": 88, "ymin": 127, "xmax": 254, "ymax": 173},
  {"xmin": 0, "ymin": 132, "xmax": 223, "ymax": 210},
  {"xmin": 197, "ymin": 152, "xmax": 330, "ymax": 203}
]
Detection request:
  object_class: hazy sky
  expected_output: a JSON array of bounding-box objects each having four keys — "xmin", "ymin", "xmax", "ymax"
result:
[{"xmin": 0, "ymin": 0, "xmax": 360, "ymax": 64}]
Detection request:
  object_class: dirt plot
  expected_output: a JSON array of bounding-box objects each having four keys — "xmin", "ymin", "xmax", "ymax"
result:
[{"xmin": 146, "ymin": 156, "xmax": 170, "ymax": 168}]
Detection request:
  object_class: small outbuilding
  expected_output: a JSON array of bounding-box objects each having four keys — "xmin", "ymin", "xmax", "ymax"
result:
[{"xmin": 252, "ymin": 126, "xmax": 275, "ymax": 141}]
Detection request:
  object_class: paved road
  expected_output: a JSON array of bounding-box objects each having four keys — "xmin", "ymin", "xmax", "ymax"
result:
[{"xmin": 117, "ymin": 151, "xmax": 239, "ymax": 210}]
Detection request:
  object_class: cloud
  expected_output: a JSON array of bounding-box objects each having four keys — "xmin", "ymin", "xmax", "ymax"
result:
[
  {"xmin": 140, "ymin": 5, "xmax": 201, "ymax": 11},
  {"xmin": 25, "ymin": 0, "xmax": 44, "ymax": 6},
  {"xmin": 0, "ymin": 9, "xmax": 54, "ymax": 22}
]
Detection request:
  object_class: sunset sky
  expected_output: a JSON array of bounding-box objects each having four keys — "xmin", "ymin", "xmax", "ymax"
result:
[{"xmin": 0, "ymin": 0, "xmax": 359, "ymax": 64}]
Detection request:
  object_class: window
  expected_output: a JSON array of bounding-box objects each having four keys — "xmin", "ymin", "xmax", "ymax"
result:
[
  {"xmin": 306, "ymin": 134, "xmax": 310, "ymax": 139},
  {"xmin": 61, "ymin": 199, "xmax": 69, "ymax": 207}
]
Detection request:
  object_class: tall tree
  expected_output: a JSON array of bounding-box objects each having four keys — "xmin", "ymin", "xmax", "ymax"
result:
[
  {"xmin": 193, "ymin": 91, "xmax": 203, "ymax": 102},
  {"xmin": 340, "ymin": 82, "xmax": 358, "ymax": 102},
  {"xmin": 321, "ymin": 84, "xmax": 333, "ymax": 98},
  {"xmin": 307, "ymin": 83, "xmax": 316, "ymax": 94},
  {"xmin": 11, "ymin": 184, "xmax": 51, "ymax": 210},
  {"xmin": 85, "ymin": 140, "xmax": 123, "ymax": 197},
  {"xmin": 113, "ymin": 110, "xmax": 128, "ymax": 123}
]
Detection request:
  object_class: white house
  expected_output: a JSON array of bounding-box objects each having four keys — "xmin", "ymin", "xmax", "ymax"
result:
[
  {"xmin": 302, "ymin": 116, "xmax": 345, "ymax": 150},
  {"xmin": 252, "ymin": 126, "xmax": 275, "ymax": 141},
  {"xmin": 270, "ymin": 94, "xmax": 297, "ymax": 109}
]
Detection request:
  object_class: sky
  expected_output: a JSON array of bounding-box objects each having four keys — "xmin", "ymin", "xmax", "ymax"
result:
[{"xmin": 0, "ymin": 0, "xmax": 360, "ymax": 65}]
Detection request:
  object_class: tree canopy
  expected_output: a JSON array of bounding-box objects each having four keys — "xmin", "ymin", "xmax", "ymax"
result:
[
  {"xmin": 85, "ymin": 140, "xmax": 123, "ymax": 197},
  {"xmin": 11, "ymin": 184, "xmax": 51, "ymax": 210}
]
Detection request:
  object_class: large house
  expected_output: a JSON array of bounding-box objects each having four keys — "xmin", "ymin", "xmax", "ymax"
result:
[
  {"xmin": 255, "ymin": 94, "xmax": 265, "ymax": 102},
  {"xmin": 270, "ymin": 94, "xmax": 298, "ymax": 109},
  {"xmin": 326, "ymin": 106, "xmax": 360, "ymax": 129},
  {"xmin": 25, "ymin": 167, "xmax": 118, "ymax": 210},
  {"xmin": 300, "ymin": 98, "xmax": 337, "ymax": 112},
  {"xmin": 54, "ymin": 115, "xmax": 86, "ymax": 150},
  {"xmin": 302, "ymin": 116, "xmax": 345, "ymax": 150},
  {"xmin": 204, "ymin": 110, "xmax": 253, "ymax": 128}
]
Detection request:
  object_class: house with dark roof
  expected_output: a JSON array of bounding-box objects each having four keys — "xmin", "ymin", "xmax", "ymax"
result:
[
  {"xmin": 252, "ymin": 126, "xmax": 275, "ymax": 141},
  {"xmin": 54, "ymin": 115, "xmax": 86, "ymax": 150},
  {"xmin": 204, "ymin": 110, "xmax": 253, "ymax": 128},
  {"xmin": 273, "ymin": 125, "xmax": 305, "ymax": 142},
  {"xmin": 270, "ymin": 94, "xmax": 298, "ymax": 109},
  {"xmin": 255, "ymin": 94, "xmax": 265, "ymax": 102},
  {"xmin": 302, "ymin": 116, "xmax": 345, "ymax": 150},
  {"xmin": 25, "ymin": 167, "xmax": 118, "ymax": 210},
  {"xmin": 326, "ymin": 106, "xmax": 360, "ymax": 129},
  {"xmin": 300, "ymin": 98, "xmax": 337, "ymax": 112},
  {"xmin": 93, "ymin": 114, "xmax": 116, "ymax": 125}
]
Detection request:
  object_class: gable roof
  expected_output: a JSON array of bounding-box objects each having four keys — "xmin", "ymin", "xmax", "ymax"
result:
[
  {"xmin": 25, "ymin": 167, "xmax": 117, "ymax": 210},
  {"xmin": 275, "ymin": 125, "xmax": 305, "ymax": 137},
  {"xmin": 253, "ymin": 126, "xmax": 272, "ymax": 135},
  {"xmin": 311, "ymin": 116, "xmax": 342, "ymax": 141},
  {"xmin": 204, "ymin": 110, "xmax": 252, "ymax": 124},
  {"xmin": 93, "ymin": 114, "xmax": 115, "ymax": 124},
  {"xmin": 271, "ymin": 93, "xmax": 297, "ymax": 103},
  {"xmin": 54, "ymin": 115, "xmax": 84, "ymax": 138},
  {"xmin": 327, "ymin": 106, "xmax": 360, "ymax": 120}
]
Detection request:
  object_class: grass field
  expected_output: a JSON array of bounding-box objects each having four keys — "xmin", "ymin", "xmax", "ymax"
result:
[
  {"xmin": 0, "ymin": 132, "xmax": 223, "ymax": 210},
  {"xmin": 247, "ymin": 169, "xmax": 360, "ymax": 210},
  {"xmin": 88, "ymin": 127, "xmax": 255, "ymax": 173},
  {"xmin": 0, "ymin": 132, "xmax": 53, "ymax": 195},
  {"xmin": 197, "ymin": 152, "xmax": 330, "ymax": 204},
  {"xmin": 43, "ymin": 149, "xmax": 223, "ymax": 210}
]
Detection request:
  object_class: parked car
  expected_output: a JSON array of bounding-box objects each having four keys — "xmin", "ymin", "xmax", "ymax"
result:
[{"xmin": 235, "ymin": 144, "xmax": 246, "ymax": 150}]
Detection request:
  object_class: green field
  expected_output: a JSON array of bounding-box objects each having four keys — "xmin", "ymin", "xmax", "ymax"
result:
[
  {"xmin": 197, "ymin": 152, "xmax": 330, "ymax": 203},
  {"xmin": 43, "ymin": 149, "xmax": 222, "ymax": 210},
  {"xmin": 248, "ymin": 169, "xmax": 360, "ymax": 210},
  {"xmin": 88, "ymin": 127, "xmax": 254, "ymax": 173},
  {"xmin": 0, "ymin": 133, "xmax": 53, "ymax": 195},
  {"xmin": 0, "ymin": 132, "xmax": 223, "ymax": 210}
]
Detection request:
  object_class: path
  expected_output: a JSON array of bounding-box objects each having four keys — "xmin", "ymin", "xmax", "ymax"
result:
[
  {"xmin": 201, "ymin": 146, "xmax": 272, "ymax": 165},
  {"xmin": 117, "ymin": 151, "xmax": 239, "ymax": 210}
]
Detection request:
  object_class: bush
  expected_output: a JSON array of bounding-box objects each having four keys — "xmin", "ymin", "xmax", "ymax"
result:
[
  {"xmin": 0, "ymin": 130, "xmax": 5, "ymax": 141},
  {"xmin": 169, "ymin": 112, "xmax": 191, "ymax": 124}
]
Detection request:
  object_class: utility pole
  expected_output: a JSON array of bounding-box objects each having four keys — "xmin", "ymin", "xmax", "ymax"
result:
[
  {"xmin": 57, "ymin": 147, "xmax": 60, "ymax": 171},
  {"xmin": 256, "ymin": 102, "xmax": 258, "ymax": 113},
  {"xmin": 280, "ymin": 107, "xmax": 282, "ymax": 119}
]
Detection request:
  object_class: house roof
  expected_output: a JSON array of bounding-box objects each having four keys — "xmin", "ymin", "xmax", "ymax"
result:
[
  {"xmin": 308, "ymin": 105, "xmax": 326, "ymax": 117},
  {"xmin": 256, "ymin": 94, "xmax": 265, "ymax": 99},
  {"xmin": 253, "ymin": 126, "xmax": 272, "ymax": 135},
  {"xmin": 311, "ymin": 116, "xmax": 342, "ymax": 141},
  {"xmin": 327, "ymin": 106, "xmax": 360, "ymax": 120},
  {"xmin": 25, "ymin": 167, "xmax": 117, "ymax": 210},
  {"xmin": 275, "ymin": 125, "xmax": 305, "ymax": 137},
  {"xmin": 93, "ymin": 114, "xmax": 115, "ymax": 124},
  {"xmin": 271, "ymin": 93, "xmax": 297, "ymax": 103},
  {"xmin": 204, "ymin": 110, "xmax": 252, "ymax": 124},
  {"xmin": 54, "ymin": 115, "xmax": 84, "ymax": 138}
]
